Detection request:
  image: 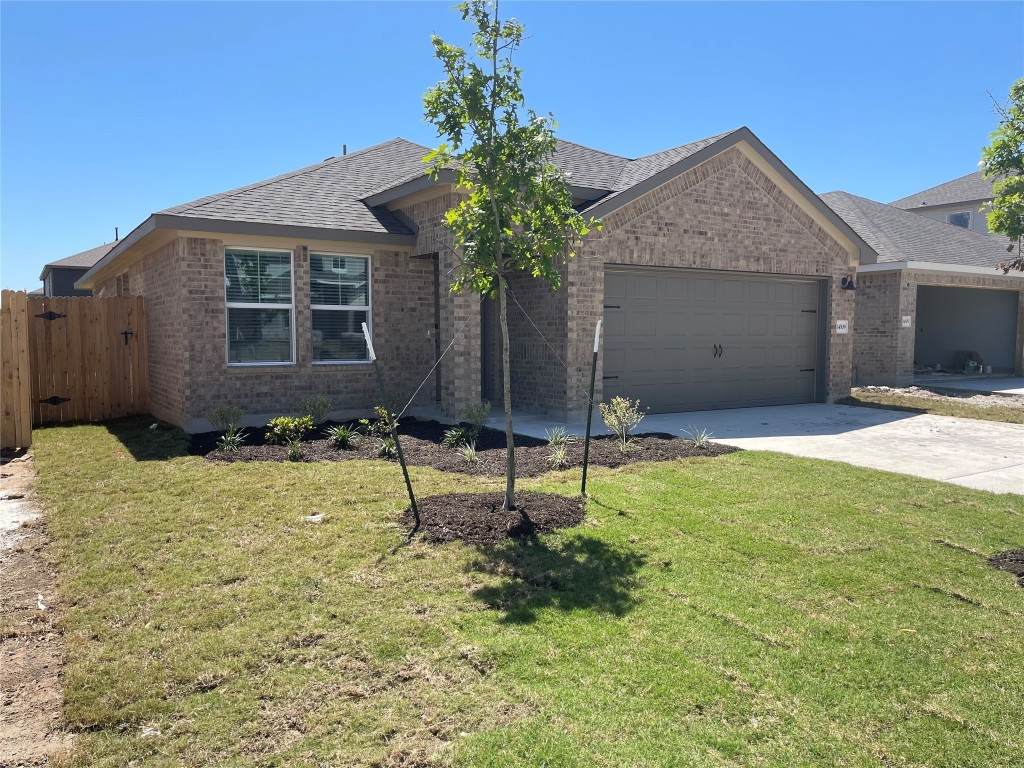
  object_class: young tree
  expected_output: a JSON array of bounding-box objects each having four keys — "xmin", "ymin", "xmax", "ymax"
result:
[
  {"xmin": 980, "ymin": 77, "xmax": 1024, "ymax": 272},
  {"xmin": 424, "ymin": 0, "xmax": 597, "ymax": 511}
]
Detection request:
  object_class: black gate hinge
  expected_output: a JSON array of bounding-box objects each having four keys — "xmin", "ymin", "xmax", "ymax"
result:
[
  {"xmin": 39, "ymin": 396, "xmax": 71, "ymax": 406},
  {"xmin": 35, "ymin": 310, "xmax": 66, "ymax": 321}
]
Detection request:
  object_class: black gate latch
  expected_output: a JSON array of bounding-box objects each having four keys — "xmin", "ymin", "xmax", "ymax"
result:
[{"xmin": 122, "ymin": 329, "xmax": 134, "ymax": 345}]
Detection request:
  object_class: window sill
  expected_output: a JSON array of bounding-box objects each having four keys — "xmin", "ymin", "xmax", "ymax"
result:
[
  {"xmin": 311, "ymin": 360, "xmax": 372, "ymax": 367},
  {"xmin": 227, "ymin": 361, "xmax": 297, "ymax": 369}
]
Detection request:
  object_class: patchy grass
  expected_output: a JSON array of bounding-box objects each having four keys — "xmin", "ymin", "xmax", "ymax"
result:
[
  {"xmin": 840, "ymin": 388, "xmax": 1024, "ymax": 424},
  {"xmin": 32, "ymin": 418, "xmax": 1024, "ymax": 767}
]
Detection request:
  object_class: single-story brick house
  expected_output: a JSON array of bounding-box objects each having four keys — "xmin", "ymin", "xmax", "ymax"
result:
[
  {"xmin": 822, "ymin": 191, "xmax": 1024, "ymax": 386},
  {"xmin": 77, "ymin": 127, "xmax": 874, "ymax": 432}
]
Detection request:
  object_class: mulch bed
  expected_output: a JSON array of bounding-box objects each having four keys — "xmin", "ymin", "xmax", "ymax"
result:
[
  {"xmin": 989, "ymin": 549, "xmax": 1024, "ymax": 587},
  {"xmin": 193, "ymin": 418, "xmax": 738, "ymax": 477},
  {"xmin": 403, "ymin": 491, "xmax": 585, "ymax": 545}
]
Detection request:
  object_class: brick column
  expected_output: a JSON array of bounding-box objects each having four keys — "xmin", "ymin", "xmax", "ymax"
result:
[
  {"xmin": 565, "ymin": 249, "xmax": 603, "ymax": 421},
  {"xmin": 437, "ymin": 248, "xmax": 481, "ymax": 417},
  {"xmin": 828, "ymin": 265, "xmax": 856, "ymax": 397}
]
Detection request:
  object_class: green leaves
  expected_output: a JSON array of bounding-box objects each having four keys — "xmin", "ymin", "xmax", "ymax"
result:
[
  {"xmin": 422, "ymin": 0, "xmax": 599, "ymax": 293},
  {"xmin": 980, "ymin": 77, "xmax": 1024, "ymax": 271}
]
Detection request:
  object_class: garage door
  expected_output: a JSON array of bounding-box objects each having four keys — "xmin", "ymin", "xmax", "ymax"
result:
[{"xmin": 603, "ymin": 268, "xmax": 822, "ymax": 412}]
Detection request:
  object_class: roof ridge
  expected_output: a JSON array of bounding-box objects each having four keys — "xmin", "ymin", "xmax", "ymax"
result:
[
  {"xmin": 166, "ymin": 137, "xmax": 423, "ymax": 216},
  {"xmin": 628, "ymin": 128, "xmax": 741, "ymax": 162},
  {"xmin": 555, "ymin": 137, "xmax": 628, "ymax": 161}
]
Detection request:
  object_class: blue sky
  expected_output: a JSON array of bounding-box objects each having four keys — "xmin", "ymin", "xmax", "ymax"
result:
[{"xmin": 2, "ymin": 1, "xmax": 1021, "ymax": 290}]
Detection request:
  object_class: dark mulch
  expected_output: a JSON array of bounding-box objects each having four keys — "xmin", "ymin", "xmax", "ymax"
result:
[
  {"xmin": 989, "ymin": 549, "xmax": 1024, "ymax": 587},
  {"xmin": 403, "ymin": 491, "xmax": 585, "ymax": 545},
  {"xmin": 192, "ymin": 418, "xmax": 738, "ymax": 476}
]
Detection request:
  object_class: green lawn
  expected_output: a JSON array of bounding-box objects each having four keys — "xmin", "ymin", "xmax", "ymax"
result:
[
  {"xmin": 839, "ymin": 390, "xmax": 1024, "ymax": 424},
  {"xmin": 33, "ymin": 419, "xmax": 1024, "ymax": 767}
]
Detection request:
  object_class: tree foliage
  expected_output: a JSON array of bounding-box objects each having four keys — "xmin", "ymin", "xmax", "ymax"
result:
[
  {"xmin": 423, "ymin": 0, "xmax": 598, "ymax": 510},
  {"xmin": 980, "ymin": 77, "xmax": 1024, "ymax": 272}
]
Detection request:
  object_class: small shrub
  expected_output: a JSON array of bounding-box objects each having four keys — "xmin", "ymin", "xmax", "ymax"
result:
[
  {"xmin": 286, "ymin": 437, "xmax": 303, "ymax": 462},
  {"xmin": 216, "ymin": 425, "xmax": 247, "ymax": 452},
  {"xmin": 685, "ymin": 425, "xmax": 714, "ymax": 449},
  {"xmin": 301, "ymin": 395, "xmax": 332, "ymax": 424},
  {"xmin": 544, "ymin": 426, "xmax": 576, "ymax": 447},
  {"xmin": 460, "ymin": 400, "xmax": 490, "ymax": 437},
  {"xmin": 207, "ymin": 404, "xmax": 242, "ymax": 433},
  {"xmin": 455, "ymin": 441, "xmax": 479, "ymax": 464},
  {"xmin": 442, "ymin": 425, "xmax": 474, "ymax": 450},
  {"xmin": 599, "ymin": 396, "xmax": 646, "ymax": 453},
  {"xmin": 378, "ymin": 437, "xmax": 398, "ymax": 459},
  {"xmin": 360, "ymin": 406, "xmax": 398, "ymax": 439},
  {"xmin": 266, "ymin": 416, "xmax": 314, "ymax": 445},
  {"xmin": 548, "ymin": 444, "xmax": 569, "ymax": 469},
  {"xmin": 326, "ymin": 424, "xmax": 359, "ymax": 450}
]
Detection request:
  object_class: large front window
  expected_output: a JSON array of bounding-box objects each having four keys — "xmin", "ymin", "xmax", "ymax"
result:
[
  {"xmin": 225, "ymin": 248, "xmax": 294, "ymax": 364},
  {"xmin": 310, "ymin": 253, "xmax": 370, "ymax": 363}
]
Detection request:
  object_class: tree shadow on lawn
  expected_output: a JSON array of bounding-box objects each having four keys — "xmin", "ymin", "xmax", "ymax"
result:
[
  {"xmin": 103, "ymin": 417, "xmax": 190, "ymax": 461},
  {"xmin": 467, "ymin": 534, "xmax": 646, "ymax": 624}
]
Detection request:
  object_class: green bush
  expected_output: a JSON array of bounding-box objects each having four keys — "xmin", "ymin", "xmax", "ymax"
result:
[
  {"xmin": 301, "ymin": 395, "xmax": 332, "ymax": 424},
  {"xmin": 442, "ymin": 425, "xmax": 474, "ymax": 450},
  {"xmin": 286, "ymin": 437, "xmax": 303, "ymax": 462},
  {"xmin": 685, "ymin": 425, "xmax": 714, "ymax": 449},
  {"xmin": 207, "ymin": 404, "xmax": 243, "ymax": 433},
  {"xmin": 544, "ymin": 426, "xmax": 575, "ymax": 447},
  {"xmin": 326, "ymin": 424, "xmax": 359, "ymax": 450},
  {"xmin": 460, "ymin": 400, "xmax": 490, "ymax": 437},
  {"xmin": 266, "ymin": 416, "xmax": 314, "ymax": 445},
  {"xmin": 360, "ymin": 406, "xmax": 398, "ymax": 439},
  {"xmin": 377, "ymin": 437, "xmax": 398, "ymax": 459},
  {"xmin": 216, "ymin": 424, "xmax": 247, "ymax": 452},
  {"xmin": 456, "ymin": 441, "xmax": 479, "ymax": 464},
  {"xmin": 548, "ymin": 444, "xmax": 569, "ymax": 469},
  {"xmin": 599, "ymin": 396, "xmax": 646, "ymax": 453}
]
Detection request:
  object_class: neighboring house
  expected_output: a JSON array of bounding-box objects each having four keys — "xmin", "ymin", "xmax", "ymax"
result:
[
  {"xmin": 38, "ymin": 242, "xmax": 117, "ymax": 296},
  {"xmin": 890, "ymin": 171, "xmax": 995, "ymax": 235},
  {"xmin": 822, "ymin": 191, "xmax": 1024, "ymax": 386},
  {"xmin": 76, "ymin": 127, "xmax": 873, "ymax": 432}
]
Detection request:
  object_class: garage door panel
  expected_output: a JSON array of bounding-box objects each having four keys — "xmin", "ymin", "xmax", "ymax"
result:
[
  {"xmin": 604, "ymin": 269, "xmax": 821, "ymax": 413},
  {"xmin": 605, "ymin": 273, "xmax": 627, "ymax": 299}
]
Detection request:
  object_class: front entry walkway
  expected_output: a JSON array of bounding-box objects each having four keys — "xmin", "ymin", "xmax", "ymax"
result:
[{"xmin": 500, "ymin": 403, "xmax": 1024, "ymax": 495}]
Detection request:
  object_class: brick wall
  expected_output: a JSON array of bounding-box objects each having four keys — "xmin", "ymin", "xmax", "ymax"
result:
[
  {"xmin": 120, "ymin": 236, "xmax": 435, "ymax": 431},
  {"xmin": 855, "ymin": 268, "xmax": 1024, "ymax": 384}
]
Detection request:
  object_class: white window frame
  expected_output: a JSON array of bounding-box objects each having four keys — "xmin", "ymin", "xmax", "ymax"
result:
[
  {"xmin": 310, "ymin": 252, "xmax": 372, "ymax": 365},
  {"xmin": 224, "ymin": 246, "xmax": 296, "ymax": 367},
  {"xmin": 946, "ymin": 210, "xmax": 971, "ymax": 229}
]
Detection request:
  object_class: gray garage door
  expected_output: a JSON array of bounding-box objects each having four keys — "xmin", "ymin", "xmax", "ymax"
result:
[{"xmin": 603, "ymin": 268, "xmax": 822, "ymax": 412}]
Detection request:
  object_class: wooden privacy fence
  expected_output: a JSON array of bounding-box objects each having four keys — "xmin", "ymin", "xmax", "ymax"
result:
[{"xmin": 1, "ymin": 290, "xmax": 149, "ymax": 449}]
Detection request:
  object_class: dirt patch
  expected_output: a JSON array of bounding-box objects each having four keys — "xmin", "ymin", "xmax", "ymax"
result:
[
  {"xmin": 193, "ymin": 418, "xmax": 738, "ymax": 477},
  {"xmin": 855, "ymin": 385, "xmax": 1024, "ymax": 411},
  {"xmin": 989, "ymin": 549, "xmax": 1024, "ymax": 587},
  {"xmin": 0, "ymin": 451, "xmax": 72, "ymax": 766},
  {"xmin": 403, "ymin": 492, "xmax": 585, "ymax": 546}
]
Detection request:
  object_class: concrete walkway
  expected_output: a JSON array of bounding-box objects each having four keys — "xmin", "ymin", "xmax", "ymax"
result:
[{"xmin": 496, "ymin": 404, "xmax": 1024, "ymax": 495}]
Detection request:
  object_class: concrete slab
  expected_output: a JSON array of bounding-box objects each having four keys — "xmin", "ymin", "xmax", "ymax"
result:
[
  {"xmin": 491, "ymin": 403, "xmax": 1024, "ymax": 495},
  {"xmin": 913, "ymin": 375, "xmax": 1024, "ymax": 396}
]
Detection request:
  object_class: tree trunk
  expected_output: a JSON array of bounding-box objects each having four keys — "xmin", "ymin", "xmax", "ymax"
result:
[{"xmin": 497, "ymin": 274, "xmax": 516, "ymax": 511}]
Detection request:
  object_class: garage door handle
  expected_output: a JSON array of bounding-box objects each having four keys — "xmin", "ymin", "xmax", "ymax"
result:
[
  {"xmin": 604, "ymin": 305, "xmax": 621, "ymax": 309},
  {"xmin": 713, "ymin": 344, "xmax": 720, "ymax": 358},
  {"xmin": 602, "ymin": 375, "xmax": 619, "ymax": 380},
  {"xmin": 800, "ymin": 368, "xmax": 815, "ymax": 372}
]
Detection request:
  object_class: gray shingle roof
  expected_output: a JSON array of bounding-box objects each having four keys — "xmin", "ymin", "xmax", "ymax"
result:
[
  {"xmin": 47, "ymin": 242, "xmax": 116, "ymax": 269},
  {"xmin": 822, "ymin": 190, "xmax": 1013, "ymax": 270},
  {"xmin": 890, "ymin": 171, "xmax": 995, "ymax": 209},
  {"xmin": 156, "ymin": 132, "xmax": 746, "ymax": 235},
  {"xmin": 159, "ymin": 138, "xmax": 430, "ymax": 235}
]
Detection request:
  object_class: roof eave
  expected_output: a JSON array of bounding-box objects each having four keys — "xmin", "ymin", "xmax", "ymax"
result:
[
  {"xmin": 76, "ymin": 214, "xmax": 417, "ymax": 290},
  {"xmin": 363, "ymin": 169, "xmax": 457, "ymax": 207},
  {"xmin": 856, "ymin": 260, "xmax": 1022, "ymax": 278}
]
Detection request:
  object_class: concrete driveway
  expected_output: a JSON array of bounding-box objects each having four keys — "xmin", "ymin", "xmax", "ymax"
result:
[{"xmin": 506, "ymin": 404, "xmax": 1024, "ymax": 494}]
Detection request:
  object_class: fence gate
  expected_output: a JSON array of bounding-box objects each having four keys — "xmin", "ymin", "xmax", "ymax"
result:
[{"xmin": 1, "ymin": 290, "xmax": 149, "ymax": 448}]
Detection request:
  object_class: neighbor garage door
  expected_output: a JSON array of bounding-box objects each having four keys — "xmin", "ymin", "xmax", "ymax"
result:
[{"xmin": 603, "ymin": 267, "xmax": 823, "ymax": 412}]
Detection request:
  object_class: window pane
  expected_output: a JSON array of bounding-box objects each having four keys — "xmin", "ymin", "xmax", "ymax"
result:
[
  {"xmin": 310, "ymin": 254, "xmax": 368, "ymax": 306},
  {"xmin": 947, "ymin": 212, "xmax": 970, "ymax": 229},
  {"xmin": 225, "ymin": 249, "xmax": 291, "ymax": 304},
  {"xmin": 228, "ymin": 308, "xmax": 293, "ymax": 363},
  {"xmin": 312, "ymin": 309, "xmax": 368, "ymax": 362}
]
